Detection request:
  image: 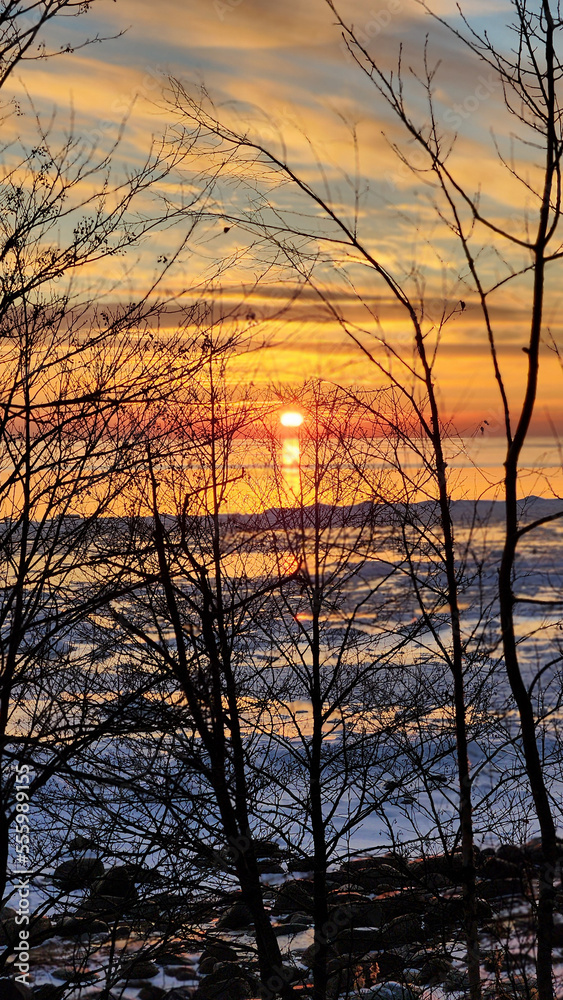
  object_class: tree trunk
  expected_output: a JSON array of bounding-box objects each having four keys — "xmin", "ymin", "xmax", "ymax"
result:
[{"xmin": 499, "ymin": 467, "xmax": 556, "ymax": 1000}]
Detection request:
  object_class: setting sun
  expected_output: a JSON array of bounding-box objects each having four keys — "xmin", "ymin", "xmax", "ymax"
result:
[{"xmin": 280, "ymin": 411, "xmax": 304, "ymax": 427}]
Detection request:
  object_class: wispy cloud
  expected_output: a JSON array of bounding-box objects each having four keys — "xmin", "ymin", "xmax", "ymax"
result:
[{"xmin": 5, "ymin": 0, "xmax": 562, "ymax": 426}]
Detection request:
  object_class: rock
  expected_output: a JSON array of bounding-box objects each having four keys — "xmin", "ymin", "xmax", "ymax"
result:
[
  {"xmin": 302, "ymin": 941, "xmax": 337, "ymax": 968},
  {"xmin": 335, "ymin": 860, "xmax": 410, "ymax": 892},
  {"xmin": 496, "ymin": 844, "xmax": 526, "ymax": 864},
  {"xmin": 133, "ymin": 897, "xmax": 169, "ymax": 920},
  {"xmin": 28, "ymin": 914, "xmax": 52, "ymax": 944},
  {"xmin": 504, "ymin": 976, "xmax": 539, "ymax": 998},
  {"xmin": 340, "ymin": 856, "xmax": 378, "ymax": 871},
  {"xmin": 378, "ymin": 889, "xmax": 427, "ymax": 923},
  {"xmin": 360, "ymin": 984, "xmax": 419, "ymax": 1000},
  {"xmin": 370, "ymin": 864, "xmax": 412, "ymax": 890},
  {"xmin": 0, "ymin": 913, "xmax": 51, "ymax": 945},
  {"xmin": 151, "ymin": 891, "xmax": 188, "ymax": 910},
  {"xmin": 525, "ymin": 837, "xmax": 544, "ymax": 861},
  {"xmin": 444, "ymin": 968, "xmax": 471, "ymax": 991},
  {"xmin": 92, "ymin": 865, "xmax": 138, "ymax": 900},
  {"xmin": 335, "ymin": 926, "xmax": 383, "ymax": 955},
  {"xmin": 378, "ymin": 913, "xmax": 423, "ymax": 946},
  {"xmin": 196, "ymin": 961, "xmax": 259, "ymax": 1000},
  {"xmin": 200, "ymin": 940, "xmax": 238, "ymax": 964},
  {"xmin": 343, "ymin": 854, "xmax": 408, "ymax": 875},
  {"xmin": 479, "ymin": 856, "xmax": 521, "ymax": 880},
  {"xmin": 0, "ymin": 980, "xmax": 33, "ymax": 1000},
  {"xmin": 0, "ymin": 916, "xmax": 19, "ymax": 946},
  {"xmin": 425, "ymin": 893, "xmax": 491, "ymax": 930},
  {"xmin": 410, "ymin": 951, "xmax": 453, "ymax": 985},
  {"xmin": 256, "ymin": 859, "xmax": 284, "ymax": 874},
  {"xmin": 67, "ymin": 835, "xmax": 96, "ymax": 852},
  {"xmin": 525, "ymin": 835, "xmax": 563, "ymax": 863},
  {"xmin": 335, "ymin": 950, "xmax": 405, "ymax": 979},
  {"xmin": 120, "ymin": 960, "xmax": 159, "ymax": 980},
  {"xmin": 281, "ymin": 910, "xmax": 312, "ymax": 925},
  {"xmin": 375, "ymin": 951, "xmax": 408, "ymax": 979},
  {"xmin": 286, "ymin": 855, "xmax": 315, "ymax": 872},
  {"xmin": 163, "ymin": 966, "xmax": 196, "ymax": 978},
  {"xmin": 196, "ymin": 982, "xmax": 241, "ymax": 1000},
  {"xmin": 136, "ymin": 866, "xmax": 166, "ymax": 886},
  {"xmin": 170, "ymin": 968, "xmax": 197, "ymax": 982},
  {"xmin": 331, "ymin": 880, "xmax": 369, "ymax": 892},
  {"xmin": 273, "ymin": 921, "xmax": 309, "ymax": 935},
  {"xmin": 275, "ymin": 964, "xmax": 302, "ymax": 985},
  {"xmin": 216, "ymin": 901, "xmax": 254, "ymax": 930},
  {"xmin": 73, "ymin": 993, "xmax": 120, "ymax": 1000},
  {"xmin": 75, "ymin": 894, "xmax": 125, "ymax": 919},
  {"xmin": 32, "ymin": 987, "xmax": 68, "ymax": 1000},
  {"xmin": 51, "ymin": 970, "xmax": 99, "ymax": 984},
  {"xmin": 477, "ymin": 878, "xmax": 522, "ymax": 901},
  {"xmin": 272, "ymin": 879, "xmax": 314, "ymax": 915},
  {"xmin": 56, "ymin": 916, "xmax": 108, "ymax": 938},
  {"xmin": 139, "ymin": 989, "xmax": 167, "ymax": 1000},
  {"xmin": 421, "ymin": 872, "xmax": 454, "ymax": 891},
  {"xmin": 362, "ymin": 862, "xmax": 412, "ymax": 892},
  {"xmin": 253, "ymin": 839, "xmax": 285, "ymax": 858},
  {"xmin": 326, "ymin": 954, "xmax": 372, "ymax": 997},
  {"xmin": 348, "ymin": 901, "xmax": 383, "ymax": 927},
  {"xmin": 53, "ymin": 857, "xmax": 104, "ymax": 890},
  {"xmin": 329, "ymin": 889, "xmax": 370, "ymax": 906},
  {"xmin": 161, "ymin": 956, "xmax": 197, "ymax": 972},
  {"xmin": 408, "ymin": 854, "xmax": 463, "ymax": 881},
  {"xmin": 339, "ymin": 868, "xmax": 384, "ymax": 892},
  {"xmin": 198, "ymin": 955, "xmax": 218, "ymax": 975}
]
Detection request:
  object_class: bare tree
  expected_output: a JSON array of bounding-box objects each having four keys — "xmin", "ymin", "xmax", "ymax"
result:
[
  {"xmin": 161, "ymin": 4, "xmax": 563, "ymax": 997},
  {"xmin": 0, "ymin": 0, "xmax": 117, "ymax": 90},
  {"xmin": 0, "ymin": 6, "xmax": 227, "ymax": 956},
  {"xmin": 86, "ymin": 349, "xmax": 301, "ymax": 999},
  {"xmin": 326, "ymin": 4, "xmax": 563, "ymax": 996},
  {"xmin": 165, "ymin": 86, "xmax": 484, "ymax": 1000},
  {"xmin": 84, "ymin": 373, "xmax": 482, "ymax": 1000},
  {"xmin": 249, "ymin": 385, "xmax": 415, "ymax": 1000}
]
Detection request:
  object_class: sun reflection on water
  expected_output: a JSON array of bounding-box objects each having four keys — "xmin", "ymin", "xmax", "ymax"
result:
[{"xmin": 281, "ymin": 436, "xmax": 301, "ymax": 497}]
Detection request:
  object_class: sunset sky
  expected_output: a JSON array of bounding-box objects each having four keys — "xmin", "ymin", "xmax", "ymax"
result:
[{"xmin": 10, "ymin": 0, "xmax": 563, "ymax": 457}]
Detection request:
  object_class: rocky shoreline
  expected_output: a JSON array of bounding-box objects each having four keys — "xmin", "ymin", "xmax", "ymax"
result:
[{"xmin": 1, "ymin": 838, "xmax": 560, "ymax": 1000}]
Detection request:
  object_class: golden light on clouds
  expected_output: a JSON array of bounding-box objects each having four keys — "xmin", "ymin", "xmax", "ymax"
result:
[{"xmin": 11, "ymin": 0, "xmax": 563, "ymax": 445}]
